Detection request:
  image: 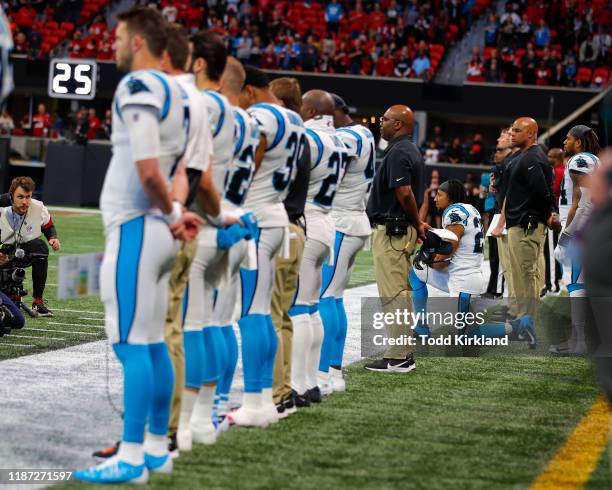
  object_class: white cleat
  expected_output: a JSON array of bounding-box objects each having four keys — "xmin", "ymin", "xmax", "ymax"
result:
[
  {"xmin": 262, "ymin": 403, "xmax": 280, "ymax": 425},
  {"xmin": 144, "ymin": 453, "xmax": 173, "ymax": 474},
  {"xmin": 330, "ymin": 367, "xmax": 346, "ymax": 392},
  {"xmin": 224, "ymin": 406, "xmax": 270, "ymax": 428},
  {"xmin": 176, "ymin": 427, "xmax": 192, "ymax": 452},
  {"xmin": 191, "ymin": 421, "xmax": 217, "ymax": 445},
  {"xmin": 317, "ymin": 371, "xmax": 333, "ymax": 396}
]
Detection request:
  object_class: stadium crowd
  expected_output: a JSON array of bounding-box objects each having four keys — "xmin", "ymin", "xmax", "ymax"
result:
[{"xmin": 469, "ymin": 0, "xmax": 611, "ymax": 87}]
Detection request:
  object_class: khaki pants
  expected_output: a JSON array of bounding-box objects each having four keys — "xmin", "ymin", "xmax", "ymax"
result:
[
  {"xmin": 372, "ymin": 225, "xmax": 417, "ymax": 359},
  {"xmin": 497, "ymin": 234, "xmax": 517, "ymax": 317},
  {"xmin": 271, "ymin": 223, "xmax": 305, "ymax": 404},
  {"xmin": 507, "ymin": 224, "xmax": 547, "ymax": 320},
  {"xmin": 164, "ymin": 239, "xmax": 198, "ymax": 436}
]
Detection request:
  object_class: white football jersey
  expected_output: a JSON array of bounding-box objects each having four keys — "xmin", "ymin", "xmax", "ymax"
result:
[
  {"xmin": 332, "ymin": 124, "xmax": 376, "ymax": 236},
  {"xmin": 101, "ymin": 70, "xmax": 188, "ymax": 230},
  {"xmin": 174, "ymin": 73, "xmax": 212, "ymax": 172},
  {"xmin": 442, "ymin": 203, "xmax": 484, "ymax": 277},
  {"xmin": 201, "ymin": 90, "xmax": 235, "ymax": 193},
  {"xmin": 223, "ymin": 106, "xmax": 259, "ymax": 209},
  {"xmin": 245, "ymin": 103, "xmax": 305, "ymax": 227},
  {"xmin": 559, "ymin": 152, "xmax": 600, "ymax": 226},
  {"xmin": 0, "ymin": 8, "xmax": 13, "ymax": 105},
  {"xmin": 304, "ymin": 116, "xmax": 350, "ymax": 213}
]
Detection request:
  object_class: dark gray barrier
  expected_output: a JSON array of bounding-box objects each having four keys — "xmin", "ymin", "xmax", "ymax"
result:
[{"xmin": 43, "ymin": 141, "xmax": 110, "ymax": 206}]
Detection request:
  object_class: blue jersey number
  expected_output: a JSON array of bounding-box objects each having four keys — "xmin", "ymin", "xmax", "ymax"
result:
[
  {"xmin": 225, "ymin": 145, "xmax": 255, "ymax": 205},
  {"xmin": 314, "ymin": 151, "xmax": 347, "ymax": 207},
  {"xmin": 273, "ymin": 131, "xmax": 303, "ymax": 192}
]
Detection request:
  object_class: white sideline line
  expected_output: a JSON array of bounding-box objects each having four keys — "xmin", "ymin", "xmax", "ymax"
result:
[
  {"xmin": 54, "ymin": 308, "xmax": 104, "ymax": 315},
  {"xmin": 78, "ymin": 317, "xmax": 106, "ymax": 321},
  {"xmin": 48, "ymin": 206, "xmax": 101, "ymax": 215},
  {"xmin": 48, "ymin": 322, "xmax": 104, "ymax": 329},
  {"xmin": 26, "ymin": 328, "xmax": 99, "ymax": 336},
  {"xmin": 8, "ymin": 335, "xmax": 65, "ymax": 340},
  {"xmin": 0, "ymin": 343, "xmax": 34, "ymax": 347}
]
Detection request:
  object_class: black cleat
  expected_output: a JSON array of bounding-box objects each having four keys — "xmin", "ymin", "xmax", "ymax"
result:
[
  {"xmin": 32, "ymin": 300, "xmax": 53, "ymax": 317},
  {"xmin": 307, "ymin": 386, "xmax": 322, "ymax": 403},
  {"xmin": 283, "ymin": 395, "xmax": 297, "ymax": 415},
  {"xmin": 364, "ymin": 353, "xmax": 416, "ymax": 373},
  {"xmin": 168, "ymin": 433, "xmax": 179, "ymax": 459},
  {"xmin": 291, "ymin": 389, "xmax": 310, "ymax": 408}
]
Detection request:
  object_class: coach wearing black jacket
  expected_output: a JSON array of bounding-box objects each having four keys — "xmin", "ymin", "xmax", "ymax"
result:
[{"xmin": 503, "ymin": 118, "xmax": 559, "ymax": 321}]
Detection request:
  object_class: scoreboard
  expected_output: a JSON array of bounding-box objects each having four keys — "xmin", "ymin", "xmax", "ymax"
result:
[{"xmin": 47, "ymin": 58, "xmax": 97, "ymax": 100}]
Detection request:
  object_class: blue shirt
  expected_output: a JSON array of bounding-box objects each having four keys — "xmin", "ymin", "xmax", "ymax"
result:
[
  {"xmin": 412, "ymin": 56, "xmax": 430, "ymax": 76},
  {"xmin": 325, "ymin": 3, "xmax": 343, "ymax": 22},
  {"xmin": 535, "ymin": 27, "xmax": 550, "ymax": 47}
]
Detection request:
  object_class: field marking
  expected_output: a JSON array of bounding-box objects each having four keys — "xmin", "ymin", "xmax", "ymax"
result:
[
  {"xmin": 48, "ymin": 206, "xmax": 101, "ymax": 215},
  {"xmin": 7, "ymin": 334, "xmax": 65, "ymax": 340},
  {"xmin": 78, "ymin": 317, "xmax": 106, "ymax": 321},
  {"xmin": 26, "ymin": 328, "xmax": 99, "ymax": 336},
  {"xmin": 0, "ymin": 343, "xmax": 34, "ymax": 348},
  {"xmin": 530, "ymin": 394, "xmax": 610, "ymax": 490},
  {"xmin": 48, "ymin": 322, "xmax": 105, "ymax": 329},
  {"xmin": 54, "ymin": 308, "xmax": 104, "ymax": 315}
]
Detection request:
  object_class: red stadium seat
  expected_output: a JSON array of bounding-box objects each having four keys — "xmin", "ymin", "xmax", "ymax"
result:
[
  {"xmin": 592, "ymin": 67, "xmax": 610, "ymax": 86},
  {"xmin": 576, "ymin": 67, "xmax": 592, "ymax": 86}
]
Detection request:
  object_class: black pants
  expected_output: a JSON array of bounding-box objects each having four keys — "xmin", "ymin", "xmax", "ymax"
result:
[
  {"xmin": 20, "ymin": 238, "xmax": 49, "ymax": 299},
  {"xmin": 544, "ymin": 229, "xmax": 562, "ymax": 290},
  {"xmin": 486, "ymin": 235, "xmax": 504, "ymax": 295}
]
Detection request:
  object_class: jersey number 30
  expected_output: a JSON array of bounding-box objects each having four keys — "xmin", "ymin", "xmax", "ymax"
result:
[{"xmin": 273, "ymin": 132, "xmax": 304, "ymax": 192}]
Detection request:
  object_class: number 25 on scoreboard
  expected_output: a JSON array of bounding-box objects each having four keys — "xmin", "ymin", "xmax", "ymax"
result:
[{"xmin": 47, "ymin": 58, "xmax": 98, "ymax": 100}]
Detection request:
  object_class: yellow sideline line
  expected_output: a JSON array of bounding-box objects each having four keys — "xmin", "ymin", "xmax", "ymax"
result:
[{"xmin": 531, "ymin": 394, "xmax": 610, "ymax": 490}]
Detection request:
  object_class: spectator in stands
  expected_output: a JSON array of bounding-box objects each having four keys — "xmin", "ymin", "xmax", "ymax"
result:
[
  {"xmin": 412, "ymin": 47, "xmax": 430, "ymax": 79},
  {"xmin": 102, "ymin": 109, "xmax": 111, "ymax": 140},
  {"xmin": 564, "ymin": 56, "xmax": 578, "ymax": 86},
  {"xmin": 14, "ymin": 31, "xmax": 29, "ymax": 54},
  {"xmin": 484, "ymin": 14, "xmax": 499, "ymax": 47},
  {"xmin": 96, "ymin": 31, "xmax": 113, "ymax": 60},
  {"xmin": 394, "ymin": 51, "xmax": 411, "ymax": 78},
  {"xmin": 534, "ymin": 19, "xmax": 550, "ymax": 48},
  {"xmin": 419, "ymin": 169, "xmax": 442, "ymax": 227},
  {"xmin": 82, "ymin": 36, "xmax": 97, "ymax": 58},
  {"xmin": 579, "ymin": 35, "xmax": 598, "ymax": 67},
  {"xmin": 424, "ymin": 142, "xmax": 440, "ymax": 164},
  {"xmin": 32, "ymin": 104, "xmax": 51, "ymax": 138},
  {"xmin": 446, "ymin": 137, "xmax": 464, "ymax": 164},
  {"xmin": 466, "ymin": 50, "xmax": 485, "ymax": 82},
  {"xmin": 89, "ymin": 16, "xmax": 106, "ymax": 37},
  {"xmin": 369, "ymin": 3, "xmax": 386, "ymax": 31},
  {"xmin": 302, "ymin": 37, "xmax": 319, "ymax": 72},
  {"xmin": 375, "ymin": 45, "xmax": 395, "ymax": 77},
  {"xmin": 69, "ymin": 30, "xmax": 83, "ymax": 58},
  {"xmin": 53, "ymin": 113, "xmax": 65, "ymax": 138},
  {"xmin": 161, "ymin": 3, "xmax": 179, "ymax": 23},
  {"xmin": 19, "ymin": 114, "xmax": 31, "ymax": 134},
  {"xmin": 521, "ymin": 46, "xmax": 538, "ymax": 85},
  {"xmin": 535, "ymin": 59, "xmax": 552, "ymax": 86},
  {"xmin": 87, "ymin": 108, "xmax": 100, "ymax": 140},
  {"xmin": 466, "ymin": 134, "xmax": 486, "ymax": 164},
  {"xmin": 0, "ymin": 110, "xmax": 14, "ymax": 135},
  {"xmin": 74, "ymin": 107, "xmax": 89, "ymax": 144},
  {"xmin": 325, "ymin": 0, "xmax": 344, "ymax": 33},
  {"xmin": 261, "ymin": 43, "xmax": 279, "ymax": 69},
  {"xmin": 360, "ymin": 47, "xmax": 375, "ymax": 75}
]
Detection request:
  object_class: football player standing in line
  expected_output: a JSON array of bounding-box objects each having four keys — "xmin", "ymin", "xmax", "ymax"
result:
[
  {"xmin": 317, "ymin": 94, "xmax": 375, "ymax": 392},
  {"xmin": 290, "ymin": 90, "xmax": 349, "ymax": 402},
  {"xmin": 75, "ymin": 8, "xmax": 202, "ymax": 483}
]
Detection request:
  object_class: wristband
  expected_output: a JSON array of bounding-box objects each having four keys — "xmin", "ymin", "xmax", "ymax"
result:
[
  {"xmin": 164, "ymin": 201, "xmax": 183, "ymax": 226},
  {"xmin": 207, "ymin": 211, "xmax": 227, "ymax": 227}
]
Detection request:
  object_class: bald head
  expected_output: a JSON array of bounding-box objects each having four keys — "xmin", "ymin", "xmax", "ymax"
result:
[
  {"xmin": 220, "ymin": 57, "xmax": 245, "ymax": 103},
  {"xmin": 300, "ymin": 89, "xmax": 335, "ymax": 121},
  {"xmin": 547, "ymin": 147, "xmax": 563, "ymax": 166},
  {"xmin": 380, "ymin": 104, "xmax": 415, "ymax": 141},
  {"xmin": 511, "ymin": 117, "xmax": 538, "ymax": 150}
]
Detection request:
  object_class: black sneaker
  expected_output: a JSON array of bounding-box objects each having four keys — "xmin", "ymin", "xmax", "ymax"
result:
[
  {"xmin": 168, "ymin": 433, "xmax": 179, "ymax": 459},
  {"xmin": 283, "ymin": 395, "xmax": 297, "ymax": 415},
  {"xmin": 92, "ymin": 441, "xmax": 120, "ymax": 459},
  {"xmin": 32, "ymin": 300, "xmax": 53, "ymax": 317},
  {"xmin": 364, "ymin": 353, "xmax": 416, "ymax": 373},
  {"xmin": 276, "ymin": 400, "xmax": 287, "ymax": 418},
  {"xmin": 307, "ymin": 386, "xmax": 322, "ymax": 403},
  {"xmin": 291, "ymin": 389, "xmax": 310, "ymax": 408}
]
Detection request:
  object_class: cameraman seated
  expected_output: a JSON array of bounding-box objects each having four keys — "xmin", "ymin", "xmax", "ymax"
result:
[
  {"xmin": 409, "ymin": 180, "xmax": 536, "ymax": 346},
  {"xmin": 0, "ymin": 252, "xmax": 24, "ymax": 330},
  {"xmin": 0, "ymin": 177, "xmax": 61, "ymax": 317}
]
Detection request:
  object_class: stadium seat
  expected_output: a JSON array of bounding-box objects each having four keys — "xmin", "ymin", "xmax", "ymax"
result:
[{"xmin": 576, "ymin": 67, "xmax": 593, "ymax": 86}]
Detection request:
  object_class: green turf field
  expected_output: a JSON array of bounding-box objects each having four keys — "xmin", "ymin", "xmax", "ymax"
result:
[{"xmin": 2, "ymin": 212, "xmax": 610, "ymax": 489}]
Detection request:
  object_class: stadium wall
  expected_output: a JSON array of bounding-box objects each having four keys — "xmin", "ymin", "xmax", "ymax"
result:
[{"xmin": 11, "ymin": 58, "xmax": 600, "ymax": 122}]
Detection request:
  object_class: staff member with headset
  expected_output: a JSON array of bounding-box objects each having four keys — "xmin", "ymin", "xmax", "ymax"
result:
[
  {"xmin": 500, "ymin": 117, "xmax": 559, "ymax": 322},
  {"xmin": 0, "ymin": 177, "xmax": 60, "ymax": 317},
  {"xmin": 365, "ymin": 104, "xmax": 427, "ymax": 373}
]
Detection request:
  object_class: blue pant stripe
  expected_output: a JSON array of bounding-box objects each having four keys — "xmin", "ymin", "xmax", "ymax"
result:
[
  {"xmin": 116, "ymin": 216, "xmax": 145, "ymax": 343},
  {"xmin": 320, "ymin": 231, "xmax": 344, "ymax": 298}
]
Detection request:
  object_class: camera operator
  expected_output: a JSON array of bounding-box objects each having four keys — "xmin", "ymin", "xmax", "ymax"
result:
[
  {"xmin": 365, "ymin": 104, "xmax": 428, "ymax": 373},
  {"xmin": 0, "ymin": 177, "xmax": 61, "ymax": 317},
  {"xmin": 0, "ymin": 251, "xmax": 25, "ymax": 331}
]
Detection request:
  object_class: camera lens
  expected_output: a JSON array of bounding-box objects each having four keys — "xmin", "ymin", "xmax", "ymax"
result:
[{"xmin": 11, "ymin": 268, "xmax": 25, "ymax": 283}]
